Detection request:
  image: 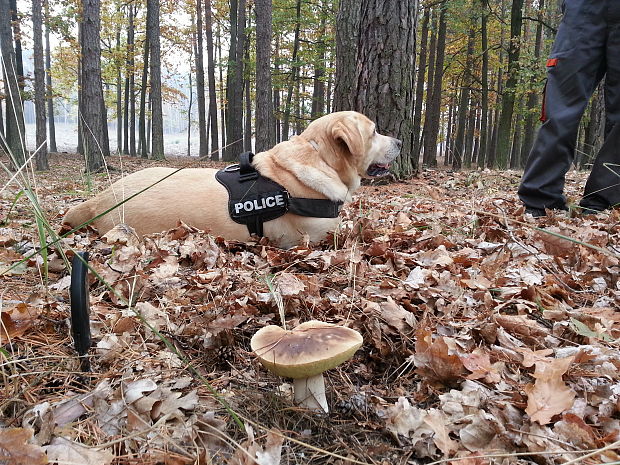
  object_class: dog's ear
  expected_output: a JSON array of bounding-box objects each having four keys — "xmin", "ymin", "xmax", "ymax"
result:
[{"xmin": 331, "ymin": 118, "xmax": 364, "ymax": 159}]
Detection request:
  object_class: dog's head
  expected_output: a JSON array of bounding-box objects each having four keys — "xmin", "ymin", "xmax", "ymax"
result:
[{"xmin": 304, "ymin": 111, "xmax": 402, "ymax": 179}]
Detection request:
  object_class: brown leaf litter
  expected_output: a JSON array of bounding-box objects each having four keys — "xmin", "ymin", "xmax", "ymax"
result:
[{"xmin": 0, "ymin": 153, "xmax": 619, "ymax": 464}]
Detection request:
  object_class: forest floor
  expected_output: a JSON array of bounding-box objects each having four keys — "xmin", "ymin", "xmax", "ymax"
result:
[{"xmin": 0, "ymin": 152, "xmax": 619, "ymax": 465}]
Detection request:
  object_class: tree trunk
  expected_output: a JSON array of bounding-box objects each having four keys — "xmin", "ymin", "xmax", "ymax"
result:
[
  {"xmin": 479, "ymin": 0, "xmax": 489, "ymax": 167},
  {"xmin": 495, "ymin": 0, "xmax": 524, "ymax": 168},
  {"xmin": 32, "ymin": 0, "xmax": 48, "ymax": 170},
  {"xmin": 187, "ymin": 49, "xmax": 193, "ymax": 157},
  {"xmin": 0, "ymin": 0, "xmax": 25, "ymax": 167},
  {"xmin": 44, "ymin": 0, "xmax": 56, "ymax": 153},
  {"xmin": 139, "ymin": 6, "xmax": 150, "ymax": 159},
  {"xmin": 244, "ymin": 39, "xmax": 252, "ymax": 152},
  {"xmin": 274, "ymin": 34, "xmax": 281, "ymax": 142},
  {"xmin": 217, "ymin": 25, "xmax": 226, "ymax": 156},
  {"xmin": 412, "ymin": 6, "xmax": 430, "ymax": 161},
  {"xmin": 147, "ymin": 0, "xmax": 164, "ymax": 160},
  {"xmin": 224, "ymin": 0, "xmax": 245, "ymax": 161},
  {"xmin": 115, "ymin": 21, "xmax": 122, "ymax": 154},
  {"xmin": 81, "ymin": 0, "xmax": 107, "ymax": 171},
  {"xmin": 195, "ymin": 0, "xmax": 207, "ymax": 156},
  {"xmin": 334, "ymin": 0, "xmax": 418, "ymax": 176},
  {"xmin": 453, "ymin": 20, "xmax": 476, "ymax": 170},
  {"xmin": 9, "ymin": 0, "xmax": 24, "ymax": 94},
  {"xmin": 123, "ymin": 4, "xmax": 132, "ymax": 154},
  {"xmin": 255, "ymin": 0, "xmax": 275, "ymax": 152},
  {"xmin": 520, "ymin": 0, "xmax": 545, "ymax": 167},
  {"xmin": 204, "ymin": 0, "xmax": 219, "ymax": 159},
  {"xmin": 422, "ymin": 5, "xmax": 447, "ymax": 168},
  {"xmin": 282, "ymin": 0, "xmax": 301, "ymax": 141},
  {"xmin": 311, "ymin": 2, "xmax": 327, "ymax": 119},
  {"xmin": 581, "ymin": 84, "xmax": 604, "ymax": 168}
]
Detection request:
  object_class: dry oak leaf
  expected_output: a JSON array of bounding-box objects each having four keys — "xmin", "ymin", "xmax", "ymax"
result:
[
  {"xmin": 414, "ymin": 328, "xmax": 466, "ymax": 384},
  {"xmin": 424, "ymin": 409, "xmax": 459, "ymax": 455},
  {"xmin": 274, "ymin": 272, "xmax": 306, "ymax": 296},
  {"xmin": 459, "ymin": 348, "xmax": 501, "ymax": 383},
  {"xmin": 0, "ymin": 428, "xmax": 47, "ymax": 465},
  {"xmin": 44, "ymin": 437, "xmax": 113, "ymax": 465},
  {"xmin": 0, "ymin": 303, "xmax": 42, "ymax": 344},
  {"xmin": 525, "ymin": 356, "xmax": 576, "ymax": 425}
]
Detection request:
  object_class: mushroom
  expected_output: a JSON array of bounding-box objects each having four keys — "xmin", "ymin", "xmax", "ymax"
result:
[{"xmin": 250, "ymin": 320, "xmax": 363, "ymax": 413}]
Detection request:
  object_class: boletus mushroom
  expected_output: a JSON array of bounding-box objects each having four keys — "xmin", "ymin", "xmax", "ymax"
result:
[{"xmin": 251, "ymin": 320, "xmax": 363, "ymax": 413}]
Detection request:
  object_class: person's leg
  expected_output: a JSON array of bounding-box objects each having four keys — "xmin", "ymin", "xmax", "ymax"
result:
[
  {"xmin": 581, "ymin": 12, "xmax": 620, "ymax": 211},
  {"xmin": 518, "ymin": 0, "xmax": 606, "ymax": 212}
]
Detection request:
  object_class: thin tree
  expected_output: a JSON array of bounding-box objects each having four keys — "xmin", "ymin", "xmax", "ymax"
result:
[
  {"xmin": 0, "ymin": 0, "xmax": 25, "ymax": 167},
  {"xmin": 520, "ymin": 0, "xmax": 544, "ymax": 167},
  {"xmin": 80, "ymin": 0, "xmax": 107, "ymax": 171},
  {"xmin": 139, "ymin": 5, "xmax": 150, "ymax": 159},
  {"xmin": 147, "ymin": 0, "xmax": 164, "ymax": 160},
  {"xmin": 9, "ymin": 0, "xmax": 24, "ymax": 94},
  {"xmin": 412, "ymin": 6, "xmax": 430, "ymax": 160},
  {"xmin": 195, "ymin": 0, "xmax": 207, "ymax": 156},
  {"xmin": 204, "ymin": 0, "xmax": 219, "ymax": 158},
  {"xmin": 334, "ymin": 0, "xmax": 418, "ymax": 175},
  {"xmin": 224, "ymin": 0, "xmax": 246, "ymax": 161},
  {"xmin": 453, "ymin": 16, "xmax": 476, "ymax": 170},
  {"xmin": 32, "ymin": 0, "xmax": 48, "ymax": 170},
  {"xmin": 282, "ymin": 0, "xmax": 301, "ymax": 140},
  {"xmin": 422, "ymin": 4, "xmax": 447, "ymax": 168},
  {"xmin": 115, "ymin": 17, "xmax": 122, "ymax": 154},
  {"xmin": 478, "ymin": 0, "xmax": 489, "ymax": 166},
  {"xmin": 44, "ymin": 0, "xmax": 56, "ymax": 152},
  {"xmin": 495, "ymin": 0, "xmax": 524, "ymax": 168},
  {"xmin": 255, "ymin": 0, "xmax": 275, "ymax": 152}
]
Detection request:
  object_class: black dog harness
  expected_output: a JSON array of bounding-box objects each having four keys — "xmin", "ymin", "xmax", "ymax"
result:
[{"xmin": 215, "ymin": 152, "xmax": 343, "ymax": 237}]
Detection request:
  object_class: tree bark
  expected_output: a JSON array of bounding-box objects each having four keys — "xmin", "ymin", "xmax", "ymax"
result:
[
  {"xmin": 281, "ymin": 0, "xmax": 301, "ymax": 141},
  {"xmin": 195, "ymin": 0, "xmax": 207, "ymax": 156},
  {"xmin": 44, "ymin": 0, "xmax": 56, "ymax": 153},
  {"xmin": 453, "ymin": 20, "xmax": 476, "ymax": 170},
  {"xmin": 412, "ymin": 6, "xmax": 430, "ymax": 161},
  {"xmin": 9, "ymin": 0, "xmax": 24, "ymax": 94},
  {"xmin": 116, "ymin": 20, "xmax": 122, "ymax": 154},
  {"xmin": 311, "ymin": 4, "xmax": 327, "ymax": 119},
  {"xmin": 334, "ymin": 0, "xmax": 418, "ymax": 176},
  {"xmin": 139, "ymin": 6, "xmax": 150, "ymax": 159},
  {"xmin": 224, "ymin": 0, "xmax": 245, "ymax": 161},
  {"xmin": 204, "ymin": 0, "xmax": 219, "ymax": 159},
  {"xmin": 495, "ymin": 0, "xmax": 524, "ymax": 168},
  {"xmin": 255, "ymin": 0, "xmax": 275, "ymax": 152},
  {"xmin": 32, "ymin": 0, "xmax": 48, "ymax": 170},
  {"xmin": 81, "ymin": 0, "xmax": 107, "ymax": 171},
  {"xmin": 422, "ymin": 5, "xmax": 447, "ymax": 168},
  {"xmin": 520, "ymin": 0, "xmax": 544, "ymax": 167},
  {"xmin": 479, "ymin": 0, "xmax": 489, "ymax": 167},
  {"xmin": 147, "ymin": 0, "xmax": 164, "ymax": 160},
  {"xmin": 0, "ymin": 0, "xmax": 25, "ymax": 167}
]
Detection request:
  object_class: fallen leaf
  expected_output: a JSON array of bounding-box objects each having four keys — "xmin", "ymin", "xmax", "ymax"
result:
[
  {"xmin": 0, "ymin": 428, "xmax": 48, "ymax": 465},
  {"xmin": 0, "ymin": 303, "xmax": 42, "ymax": 344},
  {"xmin": 525, "ymin": 356, "xmax": 576, "ymax": 424},
  {"xmin": 44, "ymin": 437, "xmax": 113, "ymax": 465}
]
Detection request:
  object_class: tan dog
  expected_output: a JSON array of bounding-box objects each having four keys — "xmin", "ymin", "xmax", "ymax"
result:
[{"xmin": 63, "ymin": 111, "xmax": 401, "ymax": 248}]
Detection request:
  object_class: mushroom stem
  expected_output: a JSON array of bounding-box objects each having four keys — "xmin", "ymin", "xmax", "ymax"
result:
[{"xmin": 293, "ymin": 374, "xmax": 328, "ymax": 413}]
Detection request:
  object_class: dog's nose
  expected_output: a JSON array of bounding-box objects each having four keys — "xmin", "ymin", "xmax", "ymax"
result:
[{"xmin": 395, "ymin": 138, "xmax": 402, "ymax": 148}]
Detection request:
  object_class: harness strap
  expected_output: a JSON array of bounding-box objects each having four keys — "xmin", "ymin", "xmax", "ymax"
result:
[
  {"xmin": 216, "ymin": 152, "xmax": 344, "ymax": 237},
  {"xmin": 288, "ymin": 198, "xmax": 343, "ymax": 218}
]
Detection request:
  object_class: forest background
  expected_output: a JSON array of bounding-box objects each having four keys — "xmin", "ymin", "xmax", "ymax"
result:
[{"xmin": 0, "ymin": 0, "xmax": 604, "ymax": 177}]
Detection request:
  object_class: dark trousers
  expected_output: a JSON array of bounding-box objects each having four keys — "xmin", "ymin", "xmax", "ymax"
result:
[{"xmin": 518, "ymin": 0, "xmax": 620, "ymax": 211}]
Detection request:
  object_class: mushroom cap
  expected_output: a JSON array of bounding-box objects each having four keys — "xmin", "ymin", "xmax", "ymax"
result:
[{"xmin": 250, "ymin": 320, "xmax": 363, "ymax": 379}]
